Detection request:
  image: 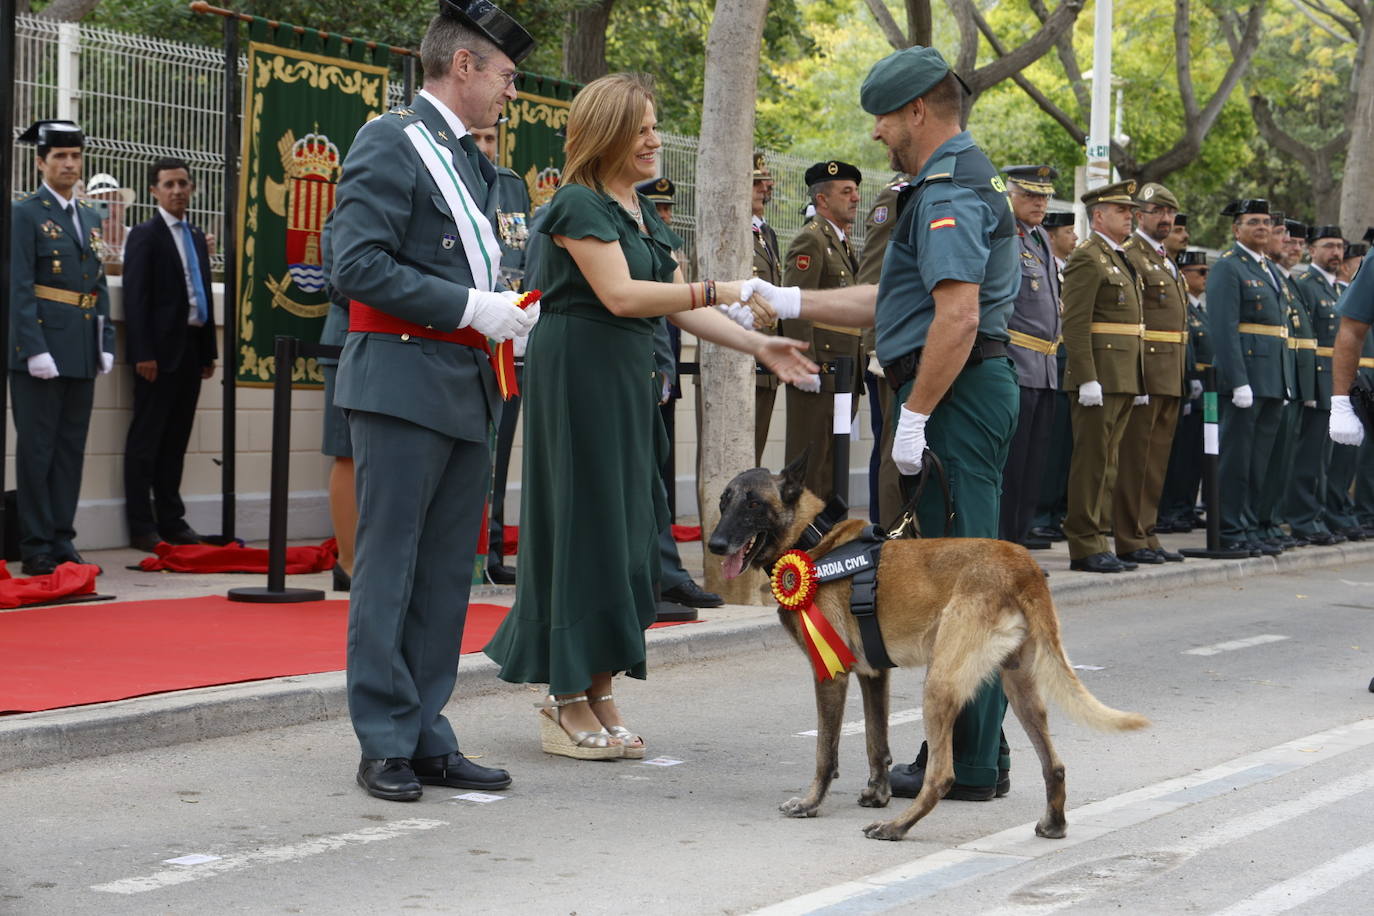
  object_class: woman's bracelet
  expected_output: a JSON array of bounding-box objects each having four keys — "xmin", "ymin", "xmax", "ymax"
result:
[
  {"xmin": 704, "ymin": 279, "xmax": 716, "ymax": 308},
  {"xmin": 688, "ymin": 281, "xmax": 698, "ymax": 310}
]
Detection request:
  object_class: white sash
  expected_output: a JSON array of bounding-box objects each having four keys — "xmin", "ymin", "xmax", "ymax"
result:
[{"xmin": 403, "ymin": 121, "xmax": 500, "ymax": 292}]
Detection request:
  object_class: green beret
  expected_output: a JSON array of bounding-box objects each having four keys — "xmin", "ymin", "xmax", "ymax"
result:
[{"xmin": 860, "ymin": 46, "xmax": 954, "ymax": 116}]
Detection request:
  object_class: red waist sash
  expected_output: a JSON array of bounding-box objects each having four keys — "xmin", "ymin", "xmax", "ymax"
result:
[{"xmin": 348, "ymin": 300, "xmax": 491, "ymax": 353}]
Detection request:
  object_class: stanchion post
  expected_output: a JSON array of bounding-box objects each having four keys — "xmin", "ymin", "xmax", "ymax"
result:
[
  {"xmin": 1181, "ymin": 366, "xmax": 1249, "ymax": 559},
  {"xmin": 831, "ymin": 356, "xmax": 853, "ymax": 503}
]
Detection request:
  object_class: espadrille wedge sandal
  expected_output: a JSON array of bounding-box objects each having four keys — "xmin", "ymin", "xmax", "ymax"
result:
[
  {"xmin": 536, "ymin": 696, "xmax": 623, "ymax": 760},
  {"xmin": 587, "ymin": 694, "xmax": 645, "ymax": 759}
]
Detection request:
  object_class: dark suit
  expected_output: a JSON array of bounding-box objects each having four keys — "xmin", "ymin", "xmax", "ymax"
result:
[{"xmin": 121, "ymin": 212, "xmax": 217, "ymax": 540}]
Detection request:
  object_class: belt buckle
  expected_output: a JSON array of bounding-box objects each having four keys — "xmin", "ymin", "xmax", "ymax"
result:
[{"xmin": 79, "ymin": 292, "xmax": 96, "ymax": 309}]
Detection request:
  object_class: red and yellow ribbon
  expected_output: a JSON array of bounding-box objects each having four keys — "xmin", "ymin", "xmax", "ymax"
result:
[
  {"xmin": 493, "ymin": 289, "xmax": 541, "ymax": 400},
  {"xmin": 771, "ymin": 550, "xmax": 855, "ymax": 681}
]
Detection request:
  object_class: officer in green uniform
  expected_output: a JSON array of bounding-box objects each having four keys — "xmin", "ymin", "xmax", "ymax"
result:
[
  {"xmin": 1329, "ymin": 240, "xmax": 1374, "ymax": 531},
  {"xmin": 1116, "ymin": 182, "xmax": 1188, "ymax": 564},
  {"xmin": 330, "ymin": 0, "xmax": 538, "ymax": 801},
  {"xmin": 1206, "ymin": 199, "xmax": 1288, "ymax": 555},
  {"xmin": 9, "ymin": 119, "xmax": 115, "ymax": 575},
  {"xmin": 1288, "ymin": 225, "xmax": 1347, "ymax": 544},
  {"xmin": 1326, "ymin": 241, "xmax": 1374, "ymax": 537},
  {"xmin": 752, "ymin": 154, "xmax": 782, "ymax": 463},
  {"xmin": 1031, "ymin": 210, "xmax": 1077, "ymax": 540},
  {"xmin": 782, "ymin": 160, "xmax": 864, "ymax": 501},
  {"xmin": 737, "ymin": 45, "xmax": 1021, "ymax": 801},
  {"xmin": 1158, "ymin": 250, "xmax": 1210, "ymax": 531},
  {"xmin": 1061, "ymin": 180, "xmax": 1145, "ymax": 573}
]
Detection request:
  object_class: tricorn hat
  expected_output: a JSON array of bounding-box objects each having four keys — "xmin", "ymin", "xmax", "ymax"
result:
[
  {"xmin": 17, "ymin": 119, "xmax": 84, "ymax": 148},
  {"xmin": 439, "ymin": 0, "xmax": 535, "ymax": 64},
  {"xmin": 1307, "ymin": 224, "xmax": 1343, "ymax": 243},
  {"xmin": 1173, "ymin": 213, "xmax": 1188, "ymax": 228},
  {"xmin": 1284, "ymin": 218, "xmax": 1307, "ymax": 239},
  {"xmin": 804, "ymin": 160, "xmax": 862, "ymax": 187},
  {"xmin": 1345, "ymin": 242, "xmax": 1368, "ymax": 260},
  {"xmin": 1222, "ymin": 198, "xmax": 1269, "ymax": 218},
  {"xmin": 1177, "ymin": 250, "xmax": 1208, "ymax": 268},
  {"xmin": 1042, "ymin": 211, "xmax": 1075, "ymax": 229}
]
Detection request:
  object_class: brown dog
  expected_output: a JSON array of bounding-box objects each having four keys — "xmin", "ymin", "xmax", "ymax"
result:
[{"xmin": 707, "ymin": 455, "xmax": 1149, "ymax": 841}]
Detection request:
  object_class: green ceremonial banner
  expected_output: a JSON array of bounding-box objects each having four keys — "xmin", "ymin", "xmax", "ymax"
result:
[
  {"xmin": 236, "ymin": 24, "xmax": 390, "ymax": 387},
  {"xmin": 500, "ymin": 73, "xmax": 579, "ymax": 214}
]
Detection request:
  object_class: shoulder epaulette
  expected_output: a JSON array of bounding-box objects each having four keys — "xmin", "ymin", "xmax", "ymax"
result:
[
  {"xmin": 1220, "ymin": 250, "xmax": 1234, "ymax": 258},
  {"xmin": 77, "ymin": 199, "xmax": 95, "ymax": 210}
]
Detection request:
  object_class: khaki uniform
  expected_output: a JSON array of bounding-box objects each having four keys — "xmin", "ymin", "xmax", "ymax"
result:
[
  {"xmin": 781, "ymin": 217, "xmax": 863, "ymax": 500},
  {"xmin": 1061, "ymin": 232, "xmax": 1145, "ymax": 560},
  {"xmin": 751, "ymin": 217, "xmax": 782, "ymax": 462},
  {"xmin": 1115, "ymin": 233, "xmax": 1187, "ymax": 554}
]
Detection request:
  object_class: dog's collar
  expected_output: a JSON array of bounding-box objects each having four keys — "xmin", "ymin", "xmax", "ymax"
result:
[{"xmin": 789, "ymin": 495, "xmax": 850, "ymax": 555}]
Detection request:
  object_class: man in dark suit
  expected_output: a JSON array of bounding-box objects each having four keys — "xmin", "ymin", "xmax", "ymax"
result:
[{"xmin": 121, "ymin": 157, "xmax": 218, "ymax": 552}]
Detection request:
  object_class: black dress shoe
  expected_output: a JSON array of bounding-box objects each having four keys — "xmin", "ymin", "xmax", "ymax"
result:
[
  {"xmin": 1028, "ymin": 525, "xmax": 1062, "ymax": 541},
  {"xmin": 20, "ymin": 554, "xmax": 58, "ymax": 576},
  {"xmin": 661, "ymin": 580, "xmax": 724, "ymax": 608},
  {"xmin": 162, "ymin": 528, "xmax": 204, "ymax": 546},
  {"xmin": 486, "ymin": 563, "xmax": 516, "ymax": 585},
  {"xmin": 356, "ymin": 757, "xmax": 422, "ymax": 801},
  {"xmin": 1250, "ymin": 540, "xmax": 1283, "ymax": 557},
  {"xmin": 1119, "ymin": 548, "xmax": 1165, "ymax": 565},
  {"xmin": 1019, "ymin": 537, "xmax": 1052, "ymax": 550},
  {"xmin": 1113, "ymin": 554, "xmax": 1139, "ymax": 571},
  {"xmin": 888, "ymin": 760, "xmax": 1010, "ymax": 801},
  {"xmin": 655, "ymin": 600, "xmax": 699, "ymax": 623},
  {"xmin": 1069, "ymin": 552, "xmax": 1124, "ymax": 573},
  {"xmin": 1285, "ymin": 535, "xmax": 1308, "ymax": 548},
  {"xmin": 54, "ymin": 550, "xmax": 102, "ymax": 574},
  {"xmin": 1339, "ymin": 528, "xmax": 1366, "ymax": 542},
  {"xmin": 1305, "ymin": 532, "xmax": 1343, "ymax": 546},
  {"xmin": 332, "ymin": 564, "xmax": 351, "ymax": 592},
  {"xmin": 1221, "ymin": 540, "xmax": 1261, "ymax": 557},
  {"xmin": 1155, "ymin": 547, "xmax": 1184, "ymax": 562},
  {"xmin": 130, "ymin": 532, "xmax": 161, "ymax": 554},
  {"xmin": 412, "ymin": 751, "xmax": 512, "ymax": 790}
]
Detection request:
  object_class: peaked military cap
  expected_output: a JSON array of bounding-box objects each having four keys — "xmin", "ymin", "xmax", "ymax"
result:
[
  {"xmin": 1042, "ymin": 211, "xmax": 1076, "ymax": 229},
  {"xmin": 1136, "ymin": 182, "xmax": 1179, "ymax": 210},
  {"xmin": 1080, "ymin": 180, "xmax": 1141, "ymax": 207},
  {"xmin": 1178, "ymin": 250, "xmax": 1208, "ymax": 267},
  {"xmin": 1002, "ymin": 164, "xmax": 1057, "ymax": 195},
  {"xmin": 860, "ymin": 45, "xmax": 968, "ymax": 115},
  {"xmin": 1174, "ymin": 213, "xmax": 1188, "ymax": 228},
  {"xmin": 1284, "ymin": 218, "xmax": 1307, "ymax": 239},
  {"xmin": 1308, "ymin": 224, "xmax": 1343, "ymax": 243},
  {"xmin": 1222, "ymin": 198, "xmax": 1269, "ymax": 217},
  {"xmin": 636, "ymin": 177, "xmax": 675, "ymax": 204},
  {"xmin": 1345, "ymin": 242, "xmax": 1368, "ymax": 259},
  {"xmin": 17, "ymin": 119, "xmax": 84, "ymax": 148},
  {"xmin": 752, "ymin": 153, "xmax": 772, "ymax": 182},
  {"xmin": 804, "ymin": 160, "xmax": 862, "ymax": 187},
  {"xmin": 439, "ymin": 0, "xmax": 535, "ymax": 64}
]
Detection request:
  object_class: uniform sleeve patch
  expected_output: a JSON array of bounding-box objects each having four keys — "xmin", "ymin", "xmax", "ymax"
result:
[
  {"xmin": 929, "ymin": 217, "xmax": 957, "ymax": 231},
  {"xmin": 872, "ymin": 206, "xmax": 888, "ymax": 224},
  {"xmin": 795, "ymin": 254, "xmax": 811, "ymax": 271}
]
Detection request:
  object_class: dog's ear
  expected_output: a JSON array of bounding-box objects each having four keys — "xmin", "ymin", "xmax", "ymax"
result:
[{"xmin": 779, "ymin": 449, "xmax": 808, "ymax": 506}]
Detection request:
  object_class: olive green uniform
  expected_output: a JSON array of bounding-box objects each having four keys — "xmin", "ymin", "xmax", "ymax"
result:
[{"xmin": 782, "ymin": 217, "xmax": 863, "ymax": 499}]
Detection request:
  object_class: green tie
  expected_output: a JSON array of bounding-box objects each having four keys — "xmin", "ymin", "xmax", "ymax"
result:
[{"xmin": 457, "ymin": 133, "xmax": 488, "ymax": 206}]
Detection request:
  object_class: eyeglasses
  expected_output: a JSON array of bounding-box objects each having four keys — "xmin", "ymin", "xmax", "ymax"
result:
[{"xmin": 473, "ymin": 52, "xmax": 519, "ymax": 89}]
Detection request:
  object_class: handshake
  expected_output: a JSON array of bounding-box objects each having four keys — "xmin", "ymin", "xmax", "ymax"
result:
[{"xmin": 718, "ymin": 278, "xmax": 801, "ymax": 331}]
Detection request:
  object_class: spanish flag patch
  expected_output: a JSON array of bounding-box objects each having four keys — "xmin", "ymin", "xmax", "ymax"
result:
[{"xmin": 929, "ymin": 217, "xmax": 957, "ymax": 230}]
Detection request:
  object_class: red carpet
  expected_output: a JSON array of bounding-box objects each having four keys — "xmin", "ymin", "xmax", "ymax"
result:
[{"xmin": 0, "ymin": 596, "xmax": 695, "ymax": 714}]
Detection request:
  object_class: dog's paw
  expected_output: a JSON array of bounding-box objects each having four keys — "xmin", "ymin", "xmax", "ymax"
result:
[
  {"xmin": 1035, "ymin": 818, "xmax": 1067, "ymax": 839},
  {"xmin": 858, "ymin": 787, "xmax": 890, "ymax": 808},
  {"xmin": 779, "ymin": 797, "xmax": 820, "ymax": 818},
  {"xmin": 862, "ymin": 819, "xmax": 908, "ymax": 841}
]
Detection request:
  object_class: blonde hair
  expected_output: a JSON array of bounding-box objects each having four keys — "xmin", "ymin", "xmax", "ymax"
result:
[{"xmin": 561, "ymin": 73, "xmax": 656, "ymax": 190}]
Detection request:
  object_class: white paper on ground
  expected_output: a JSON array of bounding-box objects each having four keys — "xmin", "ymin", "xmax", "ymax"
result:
[
  {"xmin": 163, "ymin": 854, "xmax": 221, "ymax": 866},
  {"xmin": 451, "ymin": 792, "xmax": 506, "ymax": 803},
  {"xmin": 642, "ymin": 757, "xmax": 684, "ymax": 767}
]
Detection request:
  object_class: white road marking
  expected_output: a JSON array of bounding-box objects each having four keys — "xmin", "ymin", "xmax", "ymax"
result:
[
  {"xmin": 1209, "ymin": 840, "xmax": 1374, "ymax": 916},
  {"xmin": 1183, "ymin": 634, "xmax": 1289, "ymax": 656},
  {"xmin": 90, "ymin": 818, "xmax": 447, "ymax": 895},
  {"xmin": 796, "ymin": 708, "xmax": 923, "ymax": 738},
  {"xmin": 749, "ymin": 718, "xmax": 1374, "ymax": 915}
]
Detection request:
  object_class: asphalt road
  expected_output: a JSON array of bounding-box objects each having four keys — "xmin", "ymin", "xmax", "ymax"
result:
[{"xmin": 2, "ymin": 562, "xmax": 1372, "ymax": 915}]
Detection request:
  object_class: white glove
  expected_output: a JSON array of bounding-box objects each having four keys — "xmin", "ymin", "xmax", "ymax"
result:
[
  {"xmin": 1331, "ymin": 395, "xmax": 1365, "ymax": 446},
  {"xmin": 27, "ymin": 353, "xmax": 58, "ymax": 379},
  {"xmin": 1189, "ymin": 379, "xmax": 1203, "ymax": 400},
  {"xmin": 1182, "ymin": 402, "xmax": 1192, "ymax": 416},
  {"xmin": 1133, "ymin": 394, "xmax": 1150, "ymax": 406},
  {"xmin": 892, "ymin": 406, "xmax": 928, "ymax": 476},
  {"xmin": 1232, "ymin": 384, "xmax": 1254, "ymax": 409},
  {"xmin": 1304, "ymin": 400, "xmax": 1316, "ymax": 409},
  {"xmin": 793, "ymin": 373, "xmax": 821, "ymax": 393},
  {"xmin": 739, "ymin": 277, "xmax": 801, "ymax": 321},
  {"xmin": 99, "ymin": 352, "xmax": 114, "ymax": 375},
  {"xmin": 720, "ymin": 302, "xmax": 755, "ymax": 330},
  {"xmin": 512, "ymin": 332, "xmax": 529, "ymax": 359},
  {"xmin": 1077, "ymin": 380, "xmax": 1103, "ymax": 407},
  {"xmin": 463, "ymin": 289, "xmax": 539, "ymax": 342},
  {"xmin": 660, "ymin": 376, "xmax": 672, "ymax": 404}
]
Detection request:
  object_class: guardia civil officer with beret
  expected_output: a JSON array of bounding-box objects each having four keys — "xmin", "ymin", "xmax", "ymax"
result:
[
  {"xmin": 998, "ymin": 165, "xmax": 1062, "ymax": 550},
  {"xmin": 330, "ymin": 0, "xmax": 539, "ymax": 801},
  {"xmin": 1061, "ymin": 181, "xmax": 1145, "ymax": 573},
  {"xmin": 1115, "ymin": 182, "xmax": 1188, "ymax": 564},
  {"xmin": 1206, "ymin": 199, "xmax": 1288, "ymax": 555},
  {"xmin": 10, "ymin": 120, "xmax": 115, "ymax": 575},
  {"xmin": 739, "ymin": 45, "xmax": 1021, "ymax": 803}
]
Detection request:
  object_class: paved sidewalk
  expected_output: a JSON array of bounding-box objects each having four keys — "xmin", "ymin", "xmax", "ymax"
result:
[{"xmin": 3, "ymin": 530, "xmax": 1371, "ymax": 772}]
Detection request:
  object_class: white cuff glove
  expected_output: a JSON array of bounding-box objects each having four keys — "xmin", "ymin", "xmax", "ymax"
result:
[
  {"xmin": 892, "ymin": 406, "xmax": 928, "ymax": 476},
  {"xmin": 1133, "ymin": 394, "xmax": 1150, "ymax": 406},
  {"xmin": 720, "ymin": 302, "xmax": 755, "ymax": 330},
  {"xmin": 462, "ymin": 289, "xmax": 540, "ymax": 342},
  {"xmin": 1077, "ymin": 380, "xmax": 1103, "ymax": 407},
  {"xmin": 99, "ymin": 352, "xmax": 114, "ymax": 375},
  {"xmin": 793, "ymin": 373, "xmax": 821, "ymax": 393},
  {"xmin": 1304, "ymin": 400, "xmax": 1317, "ymax": 409},
  {"xmin": 660, "ymin": 376, "xmax": 673, "ymax": 404},
  {"xmin": 1182, "ymin": 402, "xmax": 1192, "ymax": 416},
  {"xmin": 739, "ymin": 277, "xmax": 801, "ymax": 321},
  {"xmin": 27, "ymin": 353, "xmax": 58, "ymax": 380},
  {"xmin": 513, "ymin": 332, "xmax": 529, "ymax": 359},
  {"xmin": 1189, "ymin": 379, "xmax": 1203, "ymax": 400},
  {"xmin": 1330, "ymin": 395, "xmax": 1365, "ymax": 446},
  {"xmin": 1232, "ymin": 384, "xmax": 1254, "ymax": 409}
]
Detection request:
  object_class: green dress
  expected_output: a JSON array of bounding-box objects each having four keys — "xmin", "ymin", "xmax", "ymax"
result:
[{"xmin": 484, "ymin": 183, "xmax": 679, "ymax": 694}]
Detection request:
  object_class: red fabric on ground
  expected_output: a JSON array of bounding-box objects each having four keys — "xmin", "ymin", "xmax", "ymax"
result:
[
  {"xmin": 137, "ymin": 541, "xmax": 337, "ymax": 574},
  {"xmin": 0, "ymin": 562, "xmax": 99, "ymax": 609},
  {"xmin": 500, "ymin": 524, "xmax": 701, "ymax": 552},
  {"xmin": 671, "ymin": 524, "xmax": 702, "ymax": 542},
  {"xmin": 0, "ymin": 597, "xmax": 696, "ymax": 713}
]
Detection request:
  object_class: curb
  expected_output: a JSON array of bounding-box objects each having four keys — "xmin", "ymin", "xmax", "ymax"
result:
[{"xmin": 3, "ymin": 540, "xmax": 1371, "ymax": 772}]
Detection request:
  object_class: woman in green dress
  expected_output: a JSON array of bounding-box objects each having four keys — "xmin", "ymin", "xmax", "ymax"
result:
[{"xmin": 484, "ymin": 73, "xmax": 815, "ymax": 760}]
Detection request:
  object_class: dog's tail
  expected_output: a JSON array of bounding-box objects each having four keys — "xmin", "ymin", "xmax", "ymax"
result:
[{"xmin": 1023, "ymin": 591, "xmax": 1150, "ymax": 733}]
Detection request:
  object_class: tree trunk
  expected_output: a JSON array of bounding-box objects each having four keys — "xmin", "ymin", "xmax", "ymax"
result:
[
  {"xmin": 695, "ymin": 0, "xmax": 769, "ymax": 605},
  {"xmin": 561, "ymin": 0, "xmax": 615, "ymax": 84},
  {"xmin": 1341, "ymin": 22, "xmax": 1374, "ymax": 234}
]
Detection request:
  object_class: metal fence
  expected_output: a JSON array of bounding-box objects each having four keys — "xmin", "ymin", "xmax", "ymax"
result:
[{"xmin": 10, "ymin": 13, "xmax": 875, "ymax": 276}]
